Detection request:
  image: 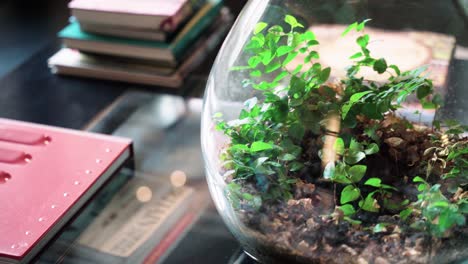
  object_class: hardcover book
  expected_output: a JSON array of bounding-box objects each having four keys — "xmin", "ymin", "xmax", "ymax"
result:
[
  {"xmin": 0, "ymin": 118, "xmax": 132, "ymax": 264},
  {"xmin": 59, "ymin": 0, "xmax": 223, "ymax": 65},
  {"xmin": 69, "ymin": 0, "xmax": 193, "ymax": 32},
  {"xmin": 79, "ymin": 22, "xmax": 172, "ymax": 42},
  {"xmin": 50, "ymin": 8, "xmax": 232, "ymax": 88}
]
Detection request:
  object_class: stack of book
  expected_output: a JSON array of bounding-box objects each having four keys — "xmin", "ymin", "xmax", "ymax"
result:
[{"xmin": 48, "ymin": 0, "xmax": 231, "ymax": 88}]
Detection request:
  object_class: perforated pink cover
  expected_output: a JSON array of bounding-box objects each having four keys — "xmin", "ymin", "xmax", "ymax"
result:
[
  {"xmin": 69, "ymin": 0, "xmax": 188, "ymax": 16},
  {"xmin": 0, "ymin": 118, "xmax": 131, "ymax": 261}
]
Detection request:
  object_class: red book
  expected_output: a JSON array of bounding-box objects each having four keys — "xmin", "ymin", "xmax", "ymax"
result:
[{"xmin": 0, "ymin": 118, "xmax": 132, "ymax": 264}]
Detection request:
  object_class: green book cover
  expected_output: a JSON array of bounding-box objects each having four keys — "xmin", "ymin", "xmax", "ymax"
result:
[{"xmin": 59, "ymin": 0, "xmax": 223, "ymax": 60}]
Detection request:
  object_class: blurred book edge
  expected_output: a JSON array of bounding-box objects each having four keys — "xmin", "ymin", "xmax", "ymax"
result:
[
  {"xmin": 59, "ymin": 1, "xmax": 223, "ymax": 64},
  {"xmin": 69, "ymin": 0, "xmax": 195, "ymax": 32},
  {"xmin": 49, "ymin": 9, "xmax": 232, "ymax": 88}
]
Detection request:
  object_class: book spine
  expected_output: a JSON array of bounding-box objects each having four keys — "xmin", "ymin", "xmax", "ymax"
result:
[
  {"xmin": 179, "ymin": 12, "xmax": 231, "ymax": 78},
  {"xmin": 171, "ymin": 1, "xmax": 223, "ymax": 60},
  {"xmin": 160, "ymin": 2, "xmax": 193, "ymax": 32}
]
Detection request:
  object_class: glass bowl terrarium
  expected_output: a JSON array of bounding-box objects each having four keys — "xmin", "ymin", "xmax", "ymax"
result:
[{"xmin": 201, "ymin": 1, "xmax": 468, "ymax": 263}]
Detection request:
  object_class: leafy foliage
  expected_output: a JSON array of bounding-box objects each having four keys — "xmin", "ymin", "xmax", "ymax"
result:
[
  {"xmin": 409, "ymin": 178, "xmax": 466, "ymax": 237},
  {"xmin": 215, "ymin": 15, "xmax": 467, "ymax": 236}
]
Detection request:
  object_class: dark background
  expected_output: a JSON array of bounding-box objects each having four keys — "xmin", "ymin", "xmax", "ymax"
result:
[{"xmin": 0, "ymin": 0, "xmax": 248, "ymax": 77}]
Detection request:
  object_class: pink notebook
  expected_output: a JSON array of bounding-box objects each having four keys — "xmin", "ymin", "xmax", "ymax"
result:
[{"xmin": 0, "ymin": 118, "xmax": 132, "ymax": 263}]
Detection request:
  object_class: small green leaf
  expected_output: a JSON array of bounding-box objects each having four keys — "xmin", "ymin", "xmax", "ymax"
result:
[
  {"xmin": 349, "ymin": 52, "xmax": 363, "ymax": 59},
  {"xmin": 279, "ymin": 153, "xmax": 296, "ymax": 161},
  {"xmin": 292, "ymin": 64, "xmax": 303, "ymax": 75},
  {"xmin": 400, "ymin": 208, "xmax": 412, "ymax": 220},
  {"xmin": 272, "ymin": 72, "xmax": 288, "ymax": 83},
  {"xmin": 301, "ymin": 30, "xmax": 316, "ymax": 41},
  {"xmin": 245, "ymin": 35, "xmax": 265, "ymax": 50},
  {"xmin": 250, "ymin": 70, "xmax": 262, "ymax": 77},
  {"xmin": 317, "ymin": 67, "xmax": 331, "ymax": 84},
  {"xmin": 254, "ymin": 157, "xmax": 269, "ymax": 167},
  {"xmin": 304, "ymin": 51, "xmax": 319, "ymax": 63},
  {"xmin": 373, "ymin": 223, "xmax": 388, "ymax": 233},
  {"xmin": 348, "ymin": 165, "xmax": 367, "ymax": 182},
  {"xmin": 227, "ymin": 182, "xmax": 241, "ymax": 192},
  {"xmin": 334, "ymin": 138, "xmax": 345, "ymax": 155},
  {"xmin": 341, "ymin": 185, "xmax": 361, "ymax": 204},
  {"xmin": 250, "ymin": 141, "xmax": 273, "ymax": 152},
  {"xmin": 265, "ymin": 61, "xmax": 282, "ymax": 73},
  {"xmin": 356, "ymin": 34, "xmax": 370, "ymax": 48},
  {"xmin": 340, "ymin": 204, "xmax": 356, "ymax": 216},
  {"xmin": 349, "ymin": 139, "xmax": 362, "ymax": 151},
  {"xmin": 364, "ymin": 143, "xmax": 379, "ymax": 155},
  {"xmin": 230, "ymin": 144, "xmax": 250, "ymax": 152},
  {"xmin": 333, "ymin": 175, "xmax": 352, "ymax": 184},
  {"xmin": 254, "ymin": 22, "xmax": 268, "ymax": 34},
  {"xmin": 359, "ymin": 193, "xmax": 379, "ymax": 212},
  {"xmin": 341, "ymin": 91, "xmax": 372, "ymax": 119},
  {"xmin": 349, "ymin": 91, "xmax": 372, "ymax": 103},
  {"xmin": 364, "ymin": 178, "xmax": 381, "ymax": 187},
  {"xmin": 342, "ymin": 22, "xmax": 358, "ymax": 36},
  {"xmin": 417, "ymin": 183, "xmax": 427, "ymax": 192},
  {"xmin": 248, "ymin": 56, "xmax": 262, "ymax": 68},
  {"xmin": 413, "ymin": 176, "xmax": 426, "ymax": 183},
  {"xmin": 344, "ymin": 151, "xmax": 366, "ymax": 165},
  {"xmin": 381, "ymin": 184, "xmax": 398, "ymax": 191},
  {"xmin": 307, "ymin": 40, "xmax": 319, "ymax": 46},
  {"xmin": 260, "ymin": 50, "xmax": 274, "ymax": 65},
  {"xmin": 253, "ymin": 81, "xmax": 278, "ymax": 90},
  {"xmin": 373, "ymin": 58, "xmax": 387, "ymax": 74},
  {"xmin": 416, "ymin": 85, "xmax": 432, "ymax": 100},
  {"xmin": 357, "ymin": 19, "xmax": 371, "ymax": 31},
  {"xmin": 277, "ymin": 45, "xmax": 294, "ymax": 57},
  {"xmin": 284, "ymin": 15, "xmax": 304, "ymax": 29},
  {"xmin": 255, "ymin": 164, "xmax": 275, "ymax": 175}
]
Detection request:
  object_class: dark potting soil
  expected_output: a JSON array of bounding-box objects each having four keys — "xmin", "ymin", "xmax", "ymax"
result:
[{"xmin": 229, "ymin": 115, "xmax": 467, "ymax": 263}]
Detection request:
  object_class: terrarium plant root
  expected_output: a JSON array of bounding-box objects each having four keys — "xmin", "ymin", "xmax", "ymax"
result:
[{"xmin": 215, "ymin": 16, "xmax": 468, "ymax": 263}]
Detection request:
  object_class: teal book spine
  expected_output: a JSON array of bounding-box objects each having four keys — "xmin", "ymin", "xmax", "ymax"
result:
[
  {"xmin": 58, "ymin": 22, "xmax": 170, "ymax": 50},
  {"xmin": 171, "ymin": 0, "xmax": 223, "ymax": 60}
]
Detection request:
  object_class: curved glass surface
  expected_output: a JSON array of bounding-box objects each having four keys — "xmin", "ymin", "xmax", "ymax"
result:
[{"xmin": 202, "ymin": 1, "xmax": 468, "ymax": 263}]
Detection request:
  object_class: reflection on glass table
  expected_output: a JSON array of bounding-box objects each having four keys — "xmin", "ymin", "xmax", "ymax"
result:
[{"xmin": 35, "ymin": 92, "xmax": 240, "ymax": 264}]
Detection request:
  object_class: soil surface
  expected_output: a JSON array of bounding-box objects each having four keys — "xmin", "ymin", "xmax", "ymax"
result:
[{"xmin": 229, "ymin": 115, "xmax": 468, "ymax": 263}]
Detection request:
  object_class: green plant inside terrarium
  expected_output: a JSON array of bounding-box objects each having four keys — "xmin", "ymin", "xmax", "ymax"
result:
[{"xmin": 214, "ymin": 15, "xmax": 467, "ymax": 262}]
